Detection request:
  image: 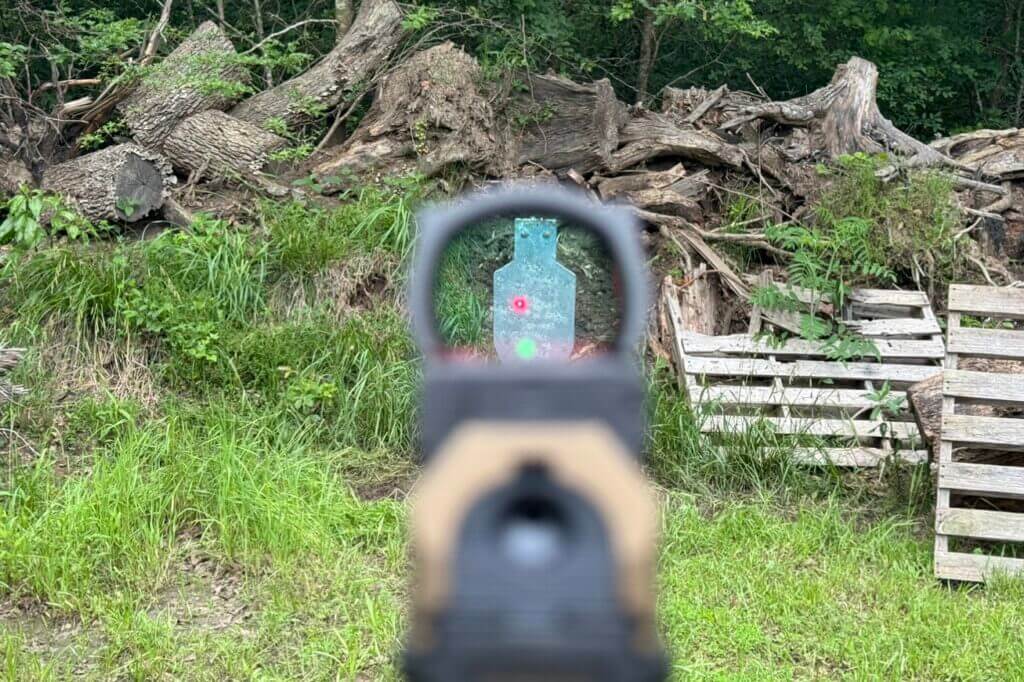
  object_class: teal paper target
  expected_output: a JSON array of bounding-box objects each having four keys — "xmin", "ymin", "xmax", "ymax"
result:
[{"xmin": 493, "ymin": 218, "xmax": 576, "ymax": 362}]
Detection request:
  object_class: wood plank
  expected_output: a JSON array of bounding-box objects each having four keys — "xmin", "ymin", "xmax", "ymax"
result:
[
  {"xmin": 848, "ymin": 289, "xmax": 929, "ymax": 307},
  {"xmin": 696, "ymin": 384, "xmax": 905, "ymax": 410},
  {"xmin": 941, "ymin": 414, "xmax": 1024, "ymax": 450},
  {"xmin": 937, "ymin": 508, "xmax": 1024, "ymax": 543},
  {"xmin": 700, "ymin": 415, "xmax": 919, "ymax": 439},
  {"xmin": 948, "ymin": 326, "xmax": 1024, "ymax": 359},
  {"xmin": 681, "ymin": 333, "xmax": 945, "ymax": 360},
  {"xmin": 934, "ymin": 550, "xmax": 1024, "ymax": 582},
  {"xmin": 939, "ymin": 462, "xmax": 1024, "ymax": 496},
  {"xmin": 793, "ymin": 447, "xmax": 927, "ymax": 467},
  {"xmin": 846, "ymin": 318, "xmax": 941, "ymax": 338},
  {"xmin": 943, "ymin": 369, "xmax": 1024, "ymax": 404},
  {"xmin": 684, "ymin": 355, "xmax": 940, "ymax": 383},
  {"xmin": 948, "ymin": 285, "xmax": 1024, "ymax": 319}
]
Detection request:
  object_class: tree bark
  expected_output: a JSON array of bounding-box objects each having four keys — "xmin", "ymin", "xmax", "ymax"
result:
[
  {"xmin": 509, "ymin": 74, "xmax": 629, "ymax": 173},
  {"xmin": 314, "ymin": 42, "xmax": 496, "ymax": 179},
  {"xmin": 41, "ymin": 143, "xmax": 174, "ymax": 222},
  {"xmin": 635, "ymin": 4, "xmax": 656, "ymax": 104},
  {"xmin": 162, "ymin": 110, "xmax": 287, "ymax": 180},
  {"xmin": 230, "ymin": 0, "xmax": 403, "ymax": 130},
  {"xmin": 119, "ymin": 21, "xmax": 248, "ymax": 150},
  {"xmin": 336, "ymin": 0, "xmax": 355, "ymax": 39},
  {"xmin": 609, "ymin": 110, "xmax": 746, "ymax": 171}
]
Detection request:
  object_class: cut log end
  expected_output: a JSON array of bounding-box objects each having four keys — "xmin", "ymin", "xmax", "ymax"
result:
[
  {"xmin": 114, "ymin": 152, "xmax": 166, "ymax": 220},
  {"xmin": 42, "ymin": 143, "xmax": 174, "ymax": 223}
]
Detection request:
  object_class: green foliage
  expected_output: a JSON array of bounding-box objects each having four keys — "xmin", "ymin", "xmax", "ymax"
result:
[
  {"xmin": 402, "ymin": 5, "xmax": 440, "ymax": 30},
  {"xmin": 266, "ymin": 143, "xmax": 314, "ymax": 162},
  {"xmin": 264, "ymin": 179, "xmax": 419, "ymax": 275},
  {"xmin": 265, "ymin": 200, "xmax": 352, "ymax": 274},
  {"xmin": 752, "ymin": 152, "xmax": 963, "ymax": 359},
  {"xmin": 434, "ymin": 234, "xmax": 490, "ymax": 348},
  {"xmin": 866, "ymin": 381, "xmax": 906, "ymax": 421},
  {"xmin": 755, "ymin": 216, "xmax": 891, "ymax": 360},
  {"xmin": 0, "ymin": 187, "xmax": 96, "ymax": 252},
  {"xmin": 263, "ymin": 116, "xmax": 290, "ymax": 137},
  {"xmin": 0, "ymin": 41, "xmax": 27, "ymax": 78},
  {"xmin": 77, "ymin": 118, "xmax": 129, "ymax": 152},
  {"xmin": 45, "ymin": 9, "xmax": 146, "ymax": 78}
]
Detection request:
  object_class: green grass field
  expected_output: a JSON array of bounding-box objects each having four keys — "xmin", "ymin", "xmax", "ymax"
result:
[{"xmin": 2, "ymin": 193, "xmax": 1023, "ymax": 680}]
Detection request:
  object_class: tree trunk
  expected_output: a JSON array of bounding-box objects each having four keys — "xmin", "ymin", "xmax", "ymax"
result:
[
  {"xmin": 118, "ymin": 21, "xmax": 248, "ymax": 150},
  {"xmin": 509, "ymin": 74, "xmax": 629, "ymax": 173},
  {"xmin": 42, "ymin": 143, "xmax": 174, "ymax": 222},
  {"xmin": 314, "ymin": 42, "xmax": 496, "ymax": 179},
  {"xmin": 336, "ymin": 0, "xmax": 355, "ymax": 38},
  {"xmin": 635, "ymin": 5, "xmax": 656, "ymax": 105},
  {"xmin": 163, "ymin": 110, "xmax": 287, "ymax": 180},
  {"xmin": 230, "ymin": 0, "xmax": 403, "ymax": 131}
]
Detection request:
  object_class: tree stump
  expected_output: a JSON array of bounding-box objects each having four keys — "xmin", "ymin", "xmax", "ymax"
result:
[
  {"xmin": 507, "ymin": 74, "xmax": 629, "ymax": 173},
  {"xmin": 119, "ymin": 22, "xmax": 248, "ymax": 150},
  {"xmin": 163, "ymin": 110, "xmax": 287, "ymax": 180},
  {"xmin": 313, "ymin": 42, "xmax": 496, "ymax": 179},
  {"xmin": 42, "ymin": 143, "xmax": 174, "ymax": 222},
  {"xmin": 231, "ymin": 0, "xmax": 403, "ymax": 130},
  {"xmin": 721, "ymin": 57, "xmax": 947, "ymax": 165}
]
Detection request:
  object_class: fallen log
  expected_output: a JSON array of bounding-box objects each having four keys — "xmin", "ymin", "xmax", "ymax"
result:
[
  {"xmin": 119, "ymin": 21, "xmax": 248, "ymax": 150},
  {"xmin": 42, "ymin": 143, "xmax": 174, "ymax": 222},
  {"xmin": 609, "ymin": 111, "xmax": 746, "ymax": 171},
  {"xmin": 163, "ymin": 110, "xmax": 288, "ymax": 180},
  {"xmin": 231, "ymin": 0, "xmax": 403, "ymax": 131},
  {"xmin": 508, "ymin": 74, "xmax": 628, "ymax": 173},
  {"xmin": 932, "ymin": 128, "xmax": 1024, "ymax": 179},
  {"xmin": 594, "ymin": 164, "xmax": 707, "ymax": 223}
]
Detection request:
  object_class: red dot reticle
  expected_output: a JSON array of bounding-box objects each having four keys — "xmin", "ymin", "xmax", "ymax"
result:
[{"xmin": 511, "ymin": 295, "xmax": 530, "ymax": 315}]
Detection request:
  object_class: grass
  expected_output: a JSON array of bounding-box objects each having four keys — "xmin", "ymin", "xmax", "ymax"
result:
[{"xmin": 2, "ymin": 185, "xmax": 1023, "ymax": 680}]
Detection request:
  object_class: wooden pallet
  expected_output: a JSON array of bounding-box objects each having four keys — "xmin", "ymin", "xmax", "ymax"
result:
[
  {"xmin": 934, "ymin": 284, "xmax": 1024, "ymax": 582},
  {"xmin": 665, "ymin": 280, "xmax": 943, "ymax": 467}
]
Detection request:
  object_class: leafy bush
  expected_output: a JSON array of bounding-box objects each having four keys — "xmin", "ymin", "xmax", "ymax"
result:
[
  {"xmin": 0, "ymin": 187, "xmax": 96, "ymax": 252},
  {"xmin": 751, "ymin": 153, "xmax": 964, "ymax": 358}
]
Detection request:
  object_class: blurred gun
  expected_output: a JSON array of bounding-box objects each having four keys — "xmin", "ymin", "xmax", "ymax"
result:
[{"xmin": 404, "ymin": 185, "xmax": 668, "ymax": 682}]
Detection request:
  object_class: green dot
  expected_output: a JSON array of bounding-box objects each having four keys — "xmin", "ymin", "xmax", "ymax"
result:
[{"xmin": 515, "ymin": 337, "xmax": 537, "ymax": 360}]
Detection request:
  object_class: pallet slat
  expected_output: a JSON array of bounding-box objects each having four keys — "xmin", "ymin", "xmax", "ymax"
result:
[
  {"xmin": 696, "ymin": 384, "xmax": 904, "ymax": 410},
  {"xmin": 681, "ymin": 333, "xmax": 945, "ymax": 360},
  {"xmin": 793, "ymin": 447, "xmax": 927, "ymax": 467},
  {"xmin": 938, "ymin": 462, "xmax": 1024, "ymax": 496},
  {"xmin": 848, "ymin": 289, "xmax": 929, "ymax": 307},
  {"xmin": 700, "ymin": 415, "xmax": 919, "ymax": 439},
  {"xmin": 845, "ymin": 318, "xmax": 941, "ymax": 338},
  {"xmin": 943, "ymin": 370, "xmax": 1024, "ymax": 404},
  {"xmin": 947, "ymin": 327, "xmax": 1024, "ymax": 359},
  {"xmin": 937, "ymin": 508, "xmax": 1024, "ymax": 543},
  {"xmin": 948, "ymin": 285, "xmax": 1024, "ymax": 319},
  {"xmin": 941, "ymin": 414, "xmax": 1024, "ymax": 450},
  {"xmin": 935, "ymin": 550, "xmax": 1024, "ymax": 582},
  {"xmin": 685, "ymin": 356, "xmax": 939, "ymax": 383}
]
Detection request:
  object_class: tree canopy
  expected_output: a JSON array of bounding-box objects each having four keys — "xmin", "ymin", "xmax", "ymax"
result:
[{"xmin": 1, "ymin": 1, "xmax": 1021, "ymax": 138}]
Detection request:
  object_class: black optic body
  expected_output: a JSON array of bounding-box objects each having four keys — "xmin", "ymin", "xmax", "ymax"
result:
[{"xmin": 405, "ymin": 185, "xmax": 667, "ymax": 682}]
